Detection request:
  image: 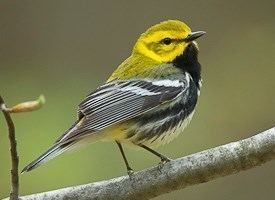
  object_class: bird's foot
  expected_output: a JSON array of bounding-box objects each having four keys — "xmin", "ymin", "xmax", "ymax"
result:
[
  {"xmin": 127, "ymin": 168, "xmax": 134, "ymax": 177},
  {"xmin": 158, "ymin": 156, "xmax": 171, "ymax": 171}
]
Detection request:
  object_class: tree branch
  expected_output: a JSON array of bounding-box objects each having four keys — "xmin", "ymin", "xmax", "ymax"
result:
[
  {"xmin": 4, "ymin": 126, "xmax": 275, "ymax": 200},
  {"xmin": 1, "ymin": 95, "xmax": 45, "ymax": 200},
  {"xmin": 0, "ymin": 96, "xmax": 19, "ymax": 200}
]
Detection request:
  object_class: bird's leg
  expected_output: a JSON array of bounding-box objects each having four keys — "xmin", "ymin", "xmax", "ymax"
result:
[
  {"xmin": 138, "ymin": 144, "xmax": 171, "ymax": 167},
  {"xmin": 115, "ymin": 141, "xmax": 134, "ymax": 176}
]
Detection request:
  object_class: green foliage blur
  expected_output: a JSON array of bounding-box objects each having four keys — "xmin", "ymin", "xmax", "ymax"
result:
[{"xmin": 1, "ymin": 0, "xmax": 275, "ymax": 199}]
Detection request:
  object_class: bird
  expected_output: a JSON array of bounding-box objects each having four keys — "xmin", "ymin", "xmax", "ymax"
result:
[{"xmin": 22, "ymin": 20, "xmax": 205, "ymax": 175}]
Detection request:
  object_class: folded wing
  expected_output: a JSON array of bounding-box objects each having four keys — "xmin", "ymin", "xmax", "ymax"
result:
[{"xmin": 57, "ymin": 79, "xmax": 188, "ymax": 143}]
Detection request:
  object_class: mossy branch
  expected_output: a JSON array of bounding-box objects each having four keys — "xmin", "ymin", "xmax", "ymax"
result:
[{"xmin": 3, "ymin": 126, "xmax": 275, "ymax": 200}]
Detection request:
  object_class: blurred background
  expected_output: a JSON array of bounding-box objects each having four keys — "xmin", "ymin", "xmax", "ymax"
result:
[{"xmin": 0, "ymin": 0, "xmax": 275, "ymax": 199}]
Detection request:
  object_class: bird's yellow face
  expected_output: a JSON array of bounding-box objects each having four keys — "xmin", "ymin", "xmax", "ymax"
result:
[{"xmin": 133, "ymin": 20, "xmax": 203, "ymax": 63}]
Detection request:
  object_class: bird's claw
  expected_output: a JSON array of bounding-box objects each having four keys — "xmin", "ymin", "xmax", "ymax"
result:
[
  {"xmin": 158, "ymin": 156, "xmax": 171, "ymax": 171},
  {"xmin": 127, "ymin": 168, "xmax": 134, "ymax": 177}
]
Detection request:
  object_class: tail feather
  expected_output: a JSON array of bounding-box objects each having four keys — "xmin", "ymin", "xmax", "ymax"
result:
[{"xmin": 21, "ymin": 141, "xmax": 76, "ymax": 173}]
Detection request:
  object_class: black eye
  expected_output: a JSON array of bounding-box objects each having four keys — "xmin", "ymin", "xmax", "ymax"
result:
[{"xmin": 162, "ymin": 38, "xmax": 172, "ymax": 45}]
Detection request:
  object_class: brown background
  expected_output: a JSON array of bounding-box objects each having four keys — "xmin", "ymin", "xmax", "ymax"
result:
[{"xmin": 1, "ymin": 0, "xmax": 275, "ymax": 199}]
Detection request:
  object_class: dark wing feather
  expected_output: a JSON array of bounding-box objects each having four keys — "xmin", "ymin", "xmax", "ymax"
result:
[{"xmin": 57, "ymin": 79, "xmax": 188, "ymax": 143}]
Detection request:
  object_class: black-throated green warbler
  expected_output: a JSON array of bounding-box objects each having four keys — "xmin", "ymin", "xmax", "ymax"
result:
[{"xmin": 22, "ymin": 20, "xmax": 205, "ymax": 175}]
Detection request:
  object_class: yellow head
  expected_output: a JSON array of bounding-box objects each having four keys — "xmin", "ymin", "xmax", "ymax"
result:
[{"xmin": 133, "ymin": 20, "xmax": 205, "ymax": 63}]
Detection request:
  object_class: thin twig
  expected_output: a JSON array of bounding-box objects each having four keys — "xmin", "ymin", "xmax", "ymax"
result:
[
  {"xmin": 0, "ymin": 95, "xmax": 19, "ymax": 200},
  {"xmin": 3, "ymin": 126, "xmax": 275, "ymax": 200}
]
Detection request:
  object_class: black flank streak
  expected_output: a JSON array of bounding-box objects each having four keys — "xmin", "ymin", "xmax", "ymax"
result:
[{"xmin": 135, "ymin": 81, "xmax": 198, "ymax": 142}]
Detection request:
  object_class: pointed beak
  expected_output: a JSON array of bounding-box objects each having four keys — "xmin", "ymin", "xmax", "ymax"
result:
[{"xmin": 184, "ymin": 31, "xmax": 206, "ymax": 42}]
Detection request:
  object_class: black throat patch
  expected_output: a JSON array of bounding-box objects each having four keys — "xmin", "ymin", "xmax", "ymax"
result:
[{"xmin": 172, "ymin": 43, "xmax": 201, "ymax": 89}]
